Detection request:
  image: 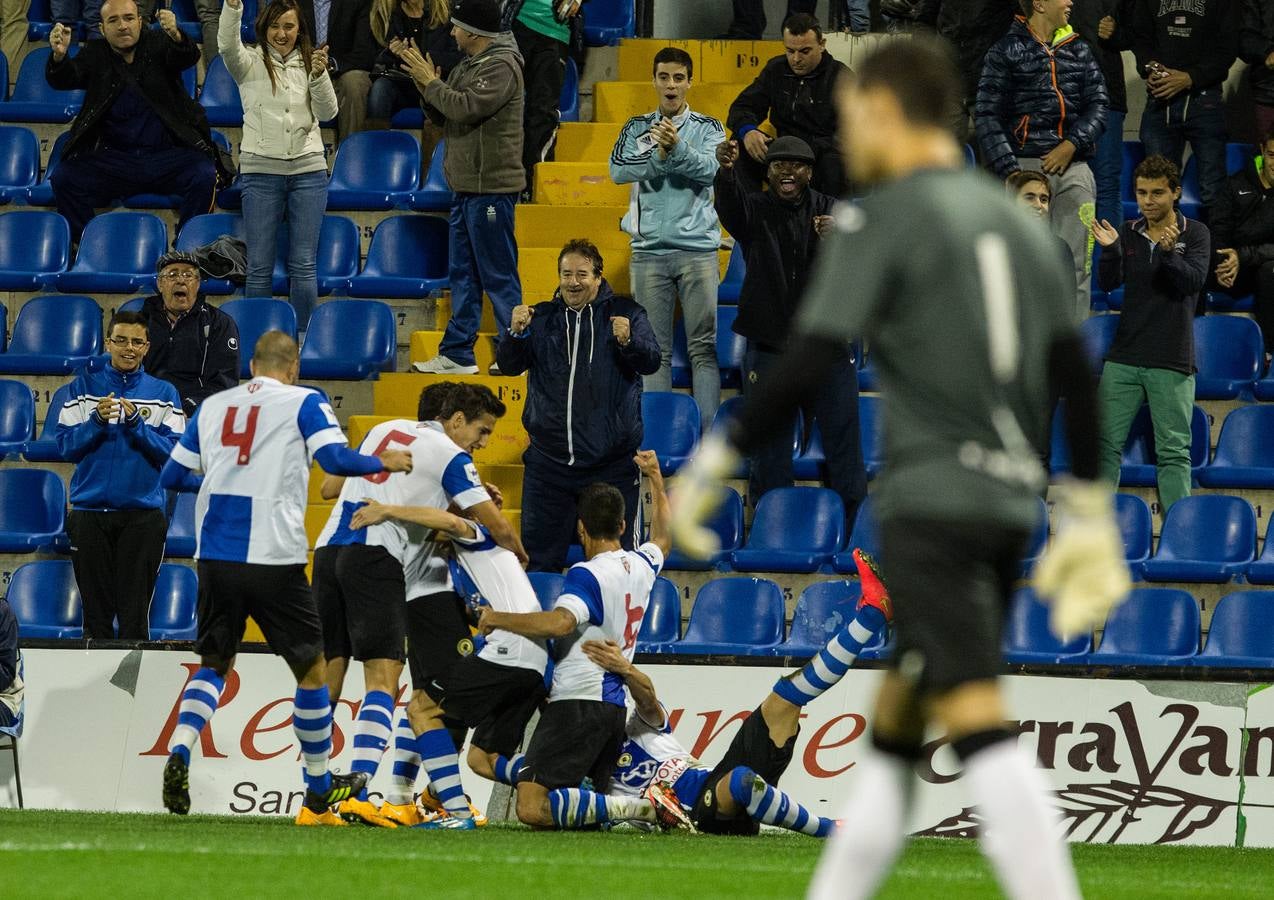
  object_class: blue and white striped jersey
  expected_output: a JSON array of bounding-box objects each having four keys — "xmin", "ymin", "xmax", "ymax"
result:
[{"xmin": 610, "ymin": 706, "xmax": 710, "ymax": 806}]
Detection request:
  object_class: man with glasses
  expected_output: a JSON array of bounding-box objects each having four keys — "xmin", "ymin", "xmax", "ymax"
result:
[
  {"xmin": 55, "ymin": 310, "xmax": 186, "ymax": 639},
  {"xmin": 141, "ymin": 251, "xmax": 240, "ymax": 416}
]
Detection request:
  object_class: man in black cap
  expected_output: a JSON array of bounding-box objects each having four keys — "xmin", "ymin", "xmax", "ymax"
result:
[
  {"xmin": 141, "ymin": 251, "xmax": 241, "ymax": 416},
  {"xmin": 713, "ymin": 133, "xmax": 866, "ymax": 534}
]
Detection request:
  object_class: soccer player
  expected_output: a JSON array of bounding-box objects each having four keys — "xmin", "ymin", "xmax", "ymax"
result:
[
  {"xmin": 672, "ymin": 39, "xmax": 1130, "ymax": 900},
  {"xmin": 157, "ymin": 331, "xmax": 414, "ymax": 825},
  {"xmin": 548, "ymin": 549, "xmax": 892, "ymax": 837},
  {"xmin": 478, "ymin": 450, "xmax": 672, "ymax": 829}
]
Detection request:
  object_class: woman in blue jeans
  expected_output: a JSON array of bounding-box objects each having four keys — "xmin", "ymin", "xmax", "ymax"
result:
[{"xmin": 219, "ymin": 0, "xmax": 338, "ymax": 330}]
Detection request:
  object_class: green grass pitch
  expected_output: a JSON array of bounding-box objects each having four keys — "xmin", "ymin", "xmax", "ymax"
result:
[{"xmin": 2, "ymin": 810, "xmax": 1273, "ymax": 898}]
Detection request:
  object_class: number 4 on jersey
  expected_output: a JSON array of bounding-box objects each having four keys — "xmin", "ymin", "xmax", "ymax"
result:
[
  {"xmin": 622, "ymin": 592, "xmax": 643, "ymax": 650},
  {"xmin": 221, "ymin": 406, "xmax": 261, "ymax": 465}
]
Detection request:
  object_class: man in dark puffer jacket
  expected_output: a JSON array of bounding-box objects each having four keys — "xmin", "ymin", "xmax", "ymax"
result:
[{"xmin": 1212, "ymin": 136, "xmax": 1274, "ymax": 361}]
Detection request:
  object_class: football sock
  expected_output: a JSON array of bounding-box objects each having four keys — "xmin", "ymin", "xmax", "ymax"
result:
[
  {"xmin": 773, "ymin": 605, "xmax": 887, "ymax": 706},
  {"xmin": 492, "ymin": 752, "xmax": 526, "ymax": 786},
  {"xmin": 387, "ymin": 714, "xmax": 422, "ymax": 806},
  {"xmin": 956, "ymin": 730, "xmax": 1081, "ymax": 900},
  {"xmin": 548, "ymin": 788, "xmax": 654, "ymax": 828},
  {"xmin": 168, "ymin": 667, "xmax": 225, "ymax": 765},
  {"xmin": 416, "ymin": 727, "xmax": 471, "ymax": 818},
  {"xmin": 349, "ymin": 690, "xmax": 394, "ymax": 801},
  {"xmin": 293, "ymin": 685, "xmax": 333, "ymax": 796},
  {"xmin": 727, "ymin": 766, "xmax": 833, "ymax": 837}
]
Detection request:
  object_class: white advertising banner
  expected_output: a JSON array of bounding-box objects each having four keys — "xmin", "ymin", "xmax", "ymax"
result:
[{"xmin": 4, "ymin": 648, "xmax": 1273, "ymax": 848}]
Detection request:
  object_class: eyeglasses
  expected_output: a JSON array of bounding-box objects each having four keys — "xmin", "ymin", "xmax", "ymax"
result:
[
  {"xmin": 159, "ymin": 270, "xmax": 199, "ymax": 282},
  {"xmin": 109, "ymin": 337, "xmax": 149, "ymax": 348}
]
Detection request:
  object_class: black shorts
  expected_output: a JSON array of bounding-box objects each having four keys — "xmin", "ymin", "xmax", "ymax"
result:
[
  {"xmin": 195, "ymin": 560, "xmax": 323, "ymax": 667},
  {"xmin": 880, "ymin": 516, "xmax": 1028, "ymax": 694},
  {"xmin": 336, "ymin": 544, "xmax": 407, "ymax": 661},
  {"xmin": 425, "ymin": 655, "xmax": 547, "ymax": 757},
  {"xmin": 312, "ymin": 546, "xmax": 347, "ymax": 659},
  {"xmin": 406, "ymin": 590, "xmax": 474, "ymax": 691},
  {"xmin": 521, "ymin": 699, "xmax": 627, "ymax": 792},
  {"xmin": 690, "ymin": 704, "xmax": 797, "ymax": 836}
]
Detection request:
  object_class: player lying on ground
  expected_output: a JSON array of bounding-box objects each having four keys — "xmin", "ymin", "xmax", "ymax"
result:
[{"xmin": 547, "ymin": 549, "xmax": 891, "ymax": 836}]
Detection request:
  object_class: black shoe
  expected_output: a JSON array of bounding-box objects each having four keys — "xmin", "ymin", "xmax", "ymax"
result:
[
  {"xmin": 319, "ymin": 770, "xmax": 369, "ymax": 807},
  {"xmin": 162, "ymin": 753, "xmax": 191, "ymax": 815}
]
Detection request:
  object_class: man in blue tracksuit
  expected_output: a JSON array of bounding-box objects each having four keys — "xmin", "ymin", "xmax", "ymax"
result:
[
  {"xmin": 56, "ymin": 310, "xmax": 186, "ymax": 639},
  {"xmin": 495, "ymin": 239, "xmax": 661, "ymax": 572}
]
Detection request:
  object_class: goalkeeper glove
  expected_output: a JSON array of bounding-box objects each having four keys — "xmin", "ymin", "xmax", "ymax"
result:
[
  {"xmin": 669, "ymin": 433, "xmax": 740, "ymax": 560},
  {"xmin": 1032, "ymin": 479, "xmax": 1132, "ymax": 642}
]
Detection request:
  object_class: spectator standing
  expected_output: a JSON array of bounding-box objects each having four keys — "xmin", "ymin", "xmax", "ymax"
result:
[
  {"xmin": 46, "ymin": 1, "xmax": 224, "ymax": 244},
  {"xmin": 219, "ymin": 0, "xmax": 338, "ymax": 331},
  {"xmin": 1091, "ymin": 155, "xmax": 1209, "ymax": 512},
  {"xmin": 0, "ymin": 0, "xmax": 28, "ymax": 66},
  {"xmin": 299, "ymin": 0, "xmax": 380, "ymax": 142},
  {"xmin": 368, "ymin": 0, "xmax": 461, "ymax": 129},
  {"xmin": 725, "ymin": 1, "xmax": 869, "ymax": 38},
  {"xmin": 495, "ymin": 239, "xmax": 660, "ymax": 572},
  {"xmin": 1130, "ymin": 0, "xmax": 1238, "ymax": 213},
  {"xmin": 975, "ymin": 0, "xmax": 1108, "ymax": 323},
  {"xmin": 1211, "ymin": 134, "xmax": 1274, "ymax": 365},
  {"xmin": 1072, "ymin": 0, "xmax": 1134, "ymax": 230},
  {"xmin": 0, "ymin": 597, "xmax": 19, "ymax": 730},
  {"xmin": 401, "ymin": 0, "xmax": 525, "ymax": 376},
  {"xmin": 610, "ymin": 46, "xmax": 723, "ymax": 432},
  {"xmin": 714, "ymin": 135, "xmax": 865, "ymax": 533},
  {"xmin": 141, "ymin": 251, "xmax": 241, "ymax": 416},
  {"xmin": 510, "ymin": 0, "xmax": 580, "ymax": 198},
  {"xmin": 1241, "ymin": 0, "xmax": 1274, "ymax": 139},
  {"xmin": 726, "ymin": 14, "xmax": 851, "ymax": 197},
  {"xmin": 55, "ymin": 311, "xmax": 186, "ymax": 640}
]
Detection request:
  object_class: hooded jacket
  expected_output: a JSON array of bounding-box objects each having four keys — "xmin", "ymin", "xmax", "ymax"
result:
[
  {"xmin": 141, "ymin": 294, "xmax": 241, "ymax": 415},
  {"xmin": 423, "ymin": 32, "xmax": 526, "ymax": 194},
  {"xmin": 495, "ymin": 280, "xmax": 660, "ymax": 468},
  {"xmin": 726, "ymin": 50, "xmax": 850, "ymax": 156},
  {"xmin": 1241, "ymin": 0, "xmax": 1274, "ymax": 107},
  {"xmin": 1209, "ymin": 155, "xmax": 1274, "ymax": 272}
]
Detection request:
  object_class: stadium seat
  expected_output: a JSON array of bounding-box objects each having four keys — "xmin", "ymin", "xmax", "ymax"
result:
[
  {"xmin": 582, "ymin": 0, "xmax": 636, "ymax": 45},
  {"xmin": 1001, "ymin": 586, "xmax": 1092, "ymax": 664},
  {"xmin": 1019, "ymin": 495, "xmax": 1051, "ymax": 576},
  {"xmin": 718, "ymin": 242, "xmax": 744, "ymax": 304},
  {"xmin": 560, "ymin": 57, "xmax": 580, "ymax": 123},
  {"xmin": 1193, "ymin": 316, "xmax": 1262, "ymax": 400},
  {"xmin": 1118, "ymin": 404, "xmax": 1209, "ymax": 486},
  {"xmin": 1078, "ymin": 313, "xmax": 1119, "ymax": 374},
  {"xmin": 1140, "ymin": 495, "xmax": 1256, "ymax": 583},
  {"xmin": 170, "ymin": 0, "xmax": 204, "ymax": 41},
  {"xmin": 731, "ymin": 486, "xmax": 844, "ymax": 573},
  {"xmin": 1197, "ymin": 405, "xmax": 1274, "ymax": 489},
  {"xmin": 0, "ymin": 379, "xmax": 35, "ymax": 459},
  {"xmin": 55, "ymin": 212, "xmax": 167, "ymax": 293},
  {"xmin": 116, "ymin": 297, "xmax": 145, "ymax": 313},
  {"xmin": 773, "ymin": 580, "xmax": 877, "ymax": 657},
  {"xmin": 22, "ymin": 381, "xmax": 73, "ymax": 462},
  {"xmin": 1179, "ymin": 156, "xmax": 1202, "ymax": 220},
  {"xmin": 299, "ymin": 299, "xmax": 396, "ymax": 379},
  {"xmin": 0, "ymin": 468, "xmax": 66, "ymax": 552},
  {"xmin": 859, "ymin": 394, "xmax": 884, "ymax": 478},
  {"xmin": 0, "ymin": 210, "xmax": 70, "ymax": 290},
  {"xmin": 716, "ymin": 305, "xmax": 745, "ymax": 387},
  {"xmin": 271, "ymin": 215, "xmax": 360, "ymax": 296},
  {"xmin": 709, "ymin": 395, "xmax": 800, "ymax": 479},
  {"xmin": 1193, "ymin": 591, "xmax": 1274, "ymax": 667},
  {"xmin": 635, "ymin": 576, "xmax": 681, "ymax": 652},
  {"xmin": 640, "ymin": 392, "xmax": 700, "ymax": 474},
  {"xmin": 791, "ymin": 417, "xmax": 825, "ymax": 480},
  {"xmin": 26, "ymin": 0, "xmax": 53, "ymax": 39},
  {"xmin": 1116, "ymin": 492, "xmax": 1152, "ymax": 565},
  {"xmin": 149, "ymin": 564, "xmax": 199, "ymax": 640},
  {"xmin": 1241, "ymin": 517, "xmax": 1274, "ymax": 584},
  {"xmin": 0, "ymin": 47, "xmax": 83, "ymax": 122},
  {"xmin": 164, "ymin": 493, "xmax": 197, "ymax": 558},
  {"xmin": 0, "ymin": 294, "xmax": 102, "ymax": 374},
  {"xmin": 665, "ymin": 577, "xmax": 785, "ymax": 655},
  {"xmin": 1226, "ymin": 142, "xmax": 1258, "ymax": 176},
  {"xmin": 24, "ymin": 131, "xmax": 69, "ymax": 206},
  {"xmin": 1089, "ymin": 587, "xmax": 1199, "ymax": 665},
  {"xmin": 220, "ymin": 298, "xmax": 297, "ymax": 377},
  {"xmin": 409, "ymin": 140, "xmax": 453, "ymax": 210},
  {"xmin": 326, "ymin": 131, "xmax": 421, "ymax": 210},
  {"xmin": 0, "ymin": 126, "xmax": 39, "ymax": 202},
  {"xmin": 664, "ymin": 485, "xmax": 743, "ymax": 571},
  {"xmin": 527, "ymin": 571, "xmax": 564, "ymax": 612},
  {"xmin": 832, "ymin": 493, "xmax": 880, "ymax": 572},
  {"xmin": 345, "ymin": 214, "xmax": 449, "ymax": 298},
  {"xmin": 174, "ymin": 212, "xmax": 245, "ymax": 294},
  {"xmin": 6, "ymin": 560, "xmax": 81, "ymax": 639},
  {"xmin": 199, "ymin": 56, "xmax": 243, "ymax": 126}
]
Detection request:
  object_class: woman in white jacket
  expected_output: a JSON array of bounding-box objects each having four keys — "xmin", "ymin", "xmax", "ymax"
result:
[{"xmin": 220, "ymin": 0, "xmax": 339, "ymax": 330}]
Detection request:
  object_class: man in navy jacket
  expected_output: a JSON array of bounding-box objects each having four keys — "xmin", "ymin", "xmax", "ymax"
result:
[
  {"xmin": 495, "ymin": 239, "xmax": 660, "ymax": 571},
  {"xmin": 56, "ymin": 310, "xmax": 186, "ymax": 639}
]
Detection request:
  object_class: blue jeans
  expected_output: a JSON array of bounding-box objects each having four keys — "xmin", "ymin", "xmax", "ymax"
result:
[
  {"xmin": 1093, "ymin": 108, "xmax": 1124, "ymax": 228},
  {"xmin": 367, "ymin": 76, "xmax": 418, "ymax": 120},
  {"xmin": 240, "ymin": 170, "xmax": 328, "ymax": 330},
  {"xmin": 1139, "ymin": 88, "xmax": 1228, "ymax": 211},
  {"xmin": 439, "ymin": 193, "xmax": 522, "ymax": 367}
]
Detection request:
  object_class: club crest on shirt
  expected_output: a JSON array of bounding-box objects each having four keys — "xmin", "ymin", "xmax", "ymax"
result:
[
  {"xmin": 622, "ymin": 558, "xmax": 630, "ymax": 574},
  {"xmin": 457, "ymin": 637, "xmax": 474, "ymax": 656}
]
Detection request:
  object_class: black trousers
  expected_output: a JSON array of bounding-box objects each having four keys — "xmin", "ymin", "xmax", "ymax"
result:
[
  {"xmin": 728, "ymin": 0, "xmax": 818, "ymax": 38},
  {"xmin": 67, "ymin": 508, "xmax": 167, "ymax": 640},
  {"xmin": 1217, "ymin": 262, "xmax": 1274, "ymax": 353},
  {"xmin": 513, "ymin": 20, "xmax": 567, "ymax": 193}
]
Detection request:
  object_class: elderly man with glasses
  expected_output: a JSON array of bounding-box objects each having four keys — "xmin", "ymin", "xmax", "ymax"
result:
[{"xmin": 55, "ymin": 309, "xmax": 186, "ymax": 640}]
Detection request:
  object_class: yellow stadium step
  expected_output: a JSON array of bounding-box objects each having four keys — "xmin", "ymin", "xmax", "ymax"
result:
[
  {"xmin": 535, "ymin": 162, "xmax": 629, "ymax": 207},
  {"xmin": 555, "ymin": 122, "xmax": 624, "ymax": 163},
  {"xmin": 307, "ymin": 460, "xmax": 329, "ymax": 503},
  {"xmin": 505, "ymin": 508, "xmax": 521, "ymax": 536},
  {"xmin": 411, "ymin": 330, "xmax": 497, "ymax": 373},
  {"xmin": 616, "ymin": 38, "xmax": 783, "ymax": 84},
  {"xmin": 520, "ymin": 245, "xmax": 631, "ymax": 296},
  {"xmin": 593, "ymin": 81, "xmax": 746, "ymax": 124},
  {"xmin": 372, "ymin": 374, "xmax": 531, "ymax": 465},
  {"xmin": 306, "ymin": 503, "xmax": 334, "ymax": 550},
  {"xmin": 478, "ymin": 463, "xmax": 524, "ymax": 510},
  {"xmin": 518, "ymin": 203, "xmax": 627, "ymax": 245}
]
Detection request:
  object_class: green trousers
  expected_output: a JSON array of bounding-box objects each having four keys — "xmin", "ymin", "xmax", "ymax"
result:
[{"xmin": 1097, "ymin": 361, "xmax": 1195, "ymax": 511}]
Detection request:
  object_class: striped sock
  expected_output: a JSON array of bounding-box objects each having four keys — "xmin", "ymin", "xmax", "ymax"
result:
[
  {"xmin": 492, "ymin": 752, "xmax": 526, "ymax": 786},
  {"xmin": 293, "ymin": 685, "xmax": 333, "ymax": 796},
  {"xmin": 549, "ymin": 788, "xmax": 612, "ymax": 829},
  {"xmin": 168, "ymin": 667, "xmax": 225, "ymax": 764},
  {"xmin": 416, "ymin": 727, "xmax": 471, "ymax": 818},
  {"xmin": 387, "ymin": 714, "xmax": 421, "ymax": 806},
  {"xmin": 349, "ymin": 690, "xmax": 394, "ymax": 801},
  {"xmin": 729, "ymin": 766, "xmax": 833, "ymax": 837},
  {"xmin": 774, "ymin": 605, "xmax": 887, "ymax": 706}
]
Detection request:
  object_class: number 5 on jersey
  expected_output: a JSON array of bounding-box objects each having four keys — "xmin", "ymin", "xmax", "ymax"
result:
[{"xmin": 222, "ymin": 406, "xmax": 261, "ymax": 465}]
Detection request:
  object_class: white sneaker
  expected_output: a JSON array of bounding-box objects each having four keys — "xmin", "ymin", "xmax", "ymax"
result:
[
  {"xmin": 488, "ymin": 361, "xmax": 502, "ymax": 376},
  {"xmin": 412, "ymin": 355, "xmax": 479, "ymax": 375}
]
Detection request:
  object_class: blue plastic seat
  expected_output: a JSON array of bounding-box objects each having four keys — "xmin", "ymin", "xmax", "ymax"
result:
[
  {"xmin": 560, "ymin": 57, "xmax": 580, "ymax": 122},
  {"xmin": 1179, "ymin": 155, "xmax": 1203, "ymax": 220},
  {"xmin": 1192, "ymin": 591, "xmax": 1274, "ymax": 667},
  {"xmin": 0, "ymin": 378, "xmax": 34, "ymax": 459},
  {"xmin": 0, "ymin": 210, "xmax": 70, "ymax": 290},
  {"xmin": 791, "ymin": 416, "xmax": 825, "ymax": 480},
  {"xmin": 271, "ymin": 215, "xmax": 360, "ymax": 296},
  {"xmin": 731, "ymin": 486, "xmax": 844, "ymax": 573},
  {"xmin": 709, "ymin": 395, "xmax": 799, "ymax": 479},
  {"xmin": 718, "ymin": 242, "xmax": 744, "ymax": 305},
  {"xmin": 199, "ymin": 56, "xmax": 243, "ymax": 126},
  {"xmin": 1241, "ymin": 517, "xmax": 1274, "ymax": 584},
  {"xmin": 635, "ymin": 576, "xmax": 681, "ymax": 652},
  {"xmin": 24, "ymin": 130, "xmax": 69, "ymax": 206},
  {"xmin": 326, "ymin": 131, "xmax": 421, "ymax": 210},
  {"xmin": 1089, "ymin": 587, "xmax": 1199, "ymax": 665},
  {"xmin": 1116, "ymin": 492, "xmax": 1152, "ymax": 564},
  {"xmin": 832, "ymin": 493, "xmax": 880, "ymax": 572},
  {"xmin": 1002, "ymin": 586, "xmax": 1092, "ymax": 664},
  {"xmin": 0, "ymin": 294, "xmax": 102, "ymax": 374},
  {"xmin": 22, "ymin": 381, "xmax": 73, "ymax": 462},
  {"xmin": 640, "ymin": 391, "xmax": 700, "ymax": 475},
  {"xmin": 390, "ymin": 105, "xmax": 424, "ymax": 127},
  {"xmin": 164, "ymin": 492, "xmax": 197, "ymax": 558},
  {"xmin": 174, "ymin": 212, "xmax": 245, "ymax": 294},
  {"xmin": 170, "ymin": 0, "xmax": 204, "ymax": 41},
  {"xmin": 55, "ymin": 212, "xmax": 167, "ymax": 293},
  {"xmin": 665, "ymin": 485, "xmax": 743, "ymax": 571},
  {"xmin": 1193, "ymin": 316, "xmax": 1262, "ymax": 400},
  {"xmin": 0, "ymin": 468, "xmax": 66, "ymax": 552},
  {"xmin": 1019, "ymin": 495, "xmax": 1051, "ymax": 576},
  {"xmin": 299, "ymin": 299, "xmax": 396, "ymax": 379},
  {"xmin": 1140, "ymin": 495, "xmax": 1256, "ymax": 583},
  {"xmin": 0, "ymin": 47, "xmax": 83, "ymax": 122},
  {"xmin": 409, "ymin": 140, "xmax": 454, "ymax": 211},
  {"xmin": 26, "ymin": 0, "xmax": 53, "ymax": 40},
  {"xmin": 1079, "ymin": 313, "xmax": 1119, "ymax": 375},
  {"xmin": 1118, "ymin": 404, "xmax": 1209, "ymax": 486},
  {"xmin": 527, "ymin": 571, "xmax": 564, "ymax": 612},
  {"xmin": 220, "ymin": 298, "xmax": 297, "ymax": 377},
  {"xmin": 150, "ymin": 563, "xmax": 199, "ymax": 639},
  {"xmin": 772, "ymin": 580, "xmax": 885, "ymax": 658},
  {"xmin": 1227, "ymin": 143, "xmax": 1258, "ymax": 176},
  {"xmin": 1197, "ymin": 405, "xmax": 1274, "ymax": 489},
  {"xmin": 665, "ymin": 577, "xmax": 784, "ymax": 655},
  {"xmin": 716, "ymin": 304, "xmax": 745, "ymax": 387},
  {"xmin": 859, "ymin": 394, "xmax": 883, "ymax": 478},
  {"xmin": 346, "ymin": 214, "xmax": 449, "ymax": 298},
  {"xmin": 7, "ymin": 560, "xmax": 82, "ymax": 639},
  {"xmin": 582, "ymin": 0, "xmax": 635, "ymax": 45},
  {"xmin": 0, "ymin": 126, "xmax": 39, "ymax": 202}
]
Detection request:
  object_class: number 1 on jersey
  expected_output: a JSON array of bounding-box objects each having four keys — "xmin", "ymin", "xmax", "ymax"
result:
[{"xmin": 221, "ymin": 406, "xmax": 261, "ymax": 465}]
